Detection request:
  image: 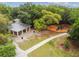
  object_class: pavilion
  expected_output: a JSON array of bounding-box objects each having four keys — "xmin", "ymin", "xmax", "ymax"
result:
[{"xmin": 9, "ymin": 19, "xmax": 31, "ymax": 36}]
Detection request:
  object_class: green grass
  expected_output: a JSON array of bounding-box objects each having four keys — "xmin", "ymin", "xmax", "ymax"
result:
[
  {"xmin": 17, "ymin": 36, "xmax": 45, "ymax": 50},
  {"xmin": 28, "ymin": 35, "xmax": 79, "ymax": 57},
  {"xmin": 17, "ymin": 32, "xmax": 61, "ymax": 50}
]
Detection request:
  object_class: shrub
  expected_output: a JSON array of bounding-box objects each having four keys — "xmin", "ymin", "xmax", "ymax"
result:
[
  {"xmin": 0, "ymin": 43, "xmax": 16, "ymax": 57},
  {"xmin": 0, "ymin": 34, "xmax": 8, "ymax": 45},
  {"xmin": 0, "ymin": 34, "xmax": 16, "ymax": 57},
  {"xmin": 64, "ymin": 40, "xmax": 69, "ymax": 49},
  {"xmin": 49, "ymin": 41, "xmax": 54, "ymax": 46}
]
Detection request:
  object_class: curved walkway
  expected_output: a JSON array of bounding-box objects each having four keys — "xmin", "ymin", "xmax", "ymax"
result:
[
  {"xmin": 13, "ymin": 42, "xmax": 27, "ymax": 57},
  {"xmin": 14, "ymin": 33, "xmax": 68, "ymax": 57},
  {"xmin": 25, "ymin": 33, "xmax": 68, "ymax": 54}
]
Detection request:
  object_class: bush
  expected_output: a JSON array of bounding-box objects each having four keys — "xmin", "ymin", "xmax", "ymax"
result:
[
  {"xmin": 0, "ymin": 43, "xmax": 16, "ymax": 57},
  {"xmin": 64, "ymin": 40, "xmax": 69, "ymax": 49},
  {"xmin": 0, "ymin": 34, "xmax": 16, "ymax": 57},
  {"xmin": 49, "ymin": 41, "xmax": 54, "ymax": 46},
  {"xmin": 0, "ymin": 34, "xmax": 8, "ymax": 45}
]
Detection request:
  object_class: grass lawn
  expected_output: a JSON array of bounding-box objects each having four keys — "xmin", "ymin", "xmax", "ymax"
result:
[
  {"xmin": 17, "ymin": 31, "xmax": 61, "ymax": 50},
  {"xmin": 28, "ymin": 35, "xmax": 79, "ymax": 57}
]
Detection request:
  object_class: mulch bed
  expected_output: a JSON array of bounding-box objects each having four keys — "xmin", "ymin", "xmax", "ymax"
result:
[{"xmin": 47, "ymin": 24, "xmax": 70, "ymax": 33}]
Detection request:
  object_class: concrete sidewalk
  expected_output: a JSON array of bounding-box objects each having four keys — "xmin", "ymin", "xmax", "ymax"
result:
[{"xmin": 13, "ymin": 42, "xmax": 27, "ymax": 57}]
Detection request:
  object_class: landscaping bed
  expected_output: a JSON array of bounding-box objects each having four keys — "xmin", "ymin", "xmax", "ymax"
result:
[
  {"xmin": 48, "ymin": 24, "xmax": 70, "ymax": 33},
  {"xmin": 28, "ymin": 35, "xmax": 79, "ymax": 57},
  {"xmin": 17, "ymin": 31, "xmax": 61, "ymax": 50}
]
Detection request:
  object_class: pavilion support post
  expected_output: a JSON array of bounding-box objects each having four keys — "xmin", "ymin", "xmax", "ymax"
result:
[
  {"xmin": 29, "ymin": 26, "xmax": 31, "ymax": 32},
  {"xmin": 13, "ymin": 31, "xmax": 14, "ymax": 36},
  {"xmin": 27, "ymin": 27, "xmax": 28, "ymax": 32},
  {"xmin": 17, "ymin": 32, "xmax": 19, "ymax": 36},
  {"xmin": 22, "ymin": 30, "xmax": 23, "ymax": 35},
  {"xmin": 26, "ymin": 28, "xmax": 27, "ymax": 33}
]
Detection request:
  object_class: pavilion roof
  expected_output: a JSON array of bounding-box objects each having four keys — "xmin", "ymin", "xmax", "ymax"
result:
[{"xmin": 9, "ymin": 19, "xmax": 30, "ymax": 32}]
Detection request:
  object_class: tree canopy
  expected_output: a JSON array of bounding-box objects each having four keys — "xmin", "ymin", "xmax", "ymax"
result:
[
  {"xmin": 33, "ymin": 10, "xmax": 61, "ymax": 31},
  {"xmin": 68, "ymin": 18, "xmax": 79, "ymax": 47},
  {"xmin": 42, "ymin": 10, "xmax": 61, "ymax": 25},
  {"xmin": 33, "ymin": 18, "xmax": 47, "ymax": 31},
  {"xmin": 0, "ymin": 14, "xmax": 10, "ymax": 34}
]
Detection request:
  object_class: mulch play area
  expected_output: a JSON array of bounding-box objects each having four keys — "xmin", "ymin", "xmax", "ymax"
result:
[{"xmin": 47, "ymin": 24, "xmax": 70, "ymax": 33}]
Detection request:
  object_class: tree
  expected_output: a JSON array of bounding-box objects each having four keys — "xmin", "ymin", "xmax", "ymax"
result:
[
  {"xmin": 42, "ymin": 10, "xmax": 61, "ymax": 25},
  {"xmin": 18, "ymin": 9, "xmax": 42, "ymax": 26},
  {"xmin": 29, "ymin": 9, "xmax": 42, "ymax": 20},
  {"xmin": 0, "ymin": 14, "xmax": 10, "ymax": 34},
  {"xmin": 33, "ymin": 10, "xmax": 61, "ymax": 31},
  {"xmin": 33, "ymin": 18, "xmax": 47, "ymax": 31},
  {"xmin": 19, "ymin": 2, "xmax": 32, "ymax": 12},
  {"xmin": 0, "ymin": 34, "xmax": 16, "ymax": 57},
  {"xmin": 11, "ymin": 7, "xmax": 20, "ymax": 19},
  {"xmin": 0, "ymin": 34, "xmax": 7, "ymax": 45},
  {"xmin": 42, "ymin": 15, "xmax": 55, "ymax": 25},
  {"xmin": 18, "ymin": 11, "xmax": 32, "ymax": 25},
  {"xmin": 0, "ymin": 4, "xmax": 13, "ymax": 20},
  {"xmin": 70, "ymin": 8, "xmax": 79, "ymax": 20},
  {"xmin": 19, "ymin": 3, "xmax": 42, "ymax": 26},
  {"xmin": 61, "ymin": 8, "xmax": 74, "ymax": 24},
  {"xmin": 41, "ymin": 10, "xmax": 54, "ymax": 15},
  {"xmin": 46, "ymin": 5, "xmax": 65, "ymax": 14},
  {"xmin": 68, "ymin": 18, "xmax": 79, "ymax": 47}
]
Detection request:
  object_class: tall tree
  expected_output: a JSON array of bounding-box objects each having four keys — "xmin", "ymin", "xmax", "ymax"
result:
[
  {"xmin": 0, "ymin": 4, "xmax": 13, "ymax": 20},
  {"xmin": 18, "ymin": 11, "xmax": 32, "ymax": 25},
  {"xmin": 42, "ymin": 10, "xmax": 61, "ymax": 25},
  {"xmin": 33, "ymin": 18, "xmax": 47, "ymax": 31},
  {"xmin": 68, "ymin": 18, "xmax": 79, "ymax": 47},
  {"xmin": 0, "ymin": 14, "xmax": 9, "ymax": 34},
  {"xmin": 61, "ymin": 8, "xmax": 73, "ymax": 24}
]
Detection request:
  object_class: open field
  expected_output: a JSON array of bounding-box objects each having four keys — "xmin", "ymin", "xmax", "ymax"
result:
[{"xmin": 28, "ymin": 35, "xmax": 79, "ymax": 57}]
